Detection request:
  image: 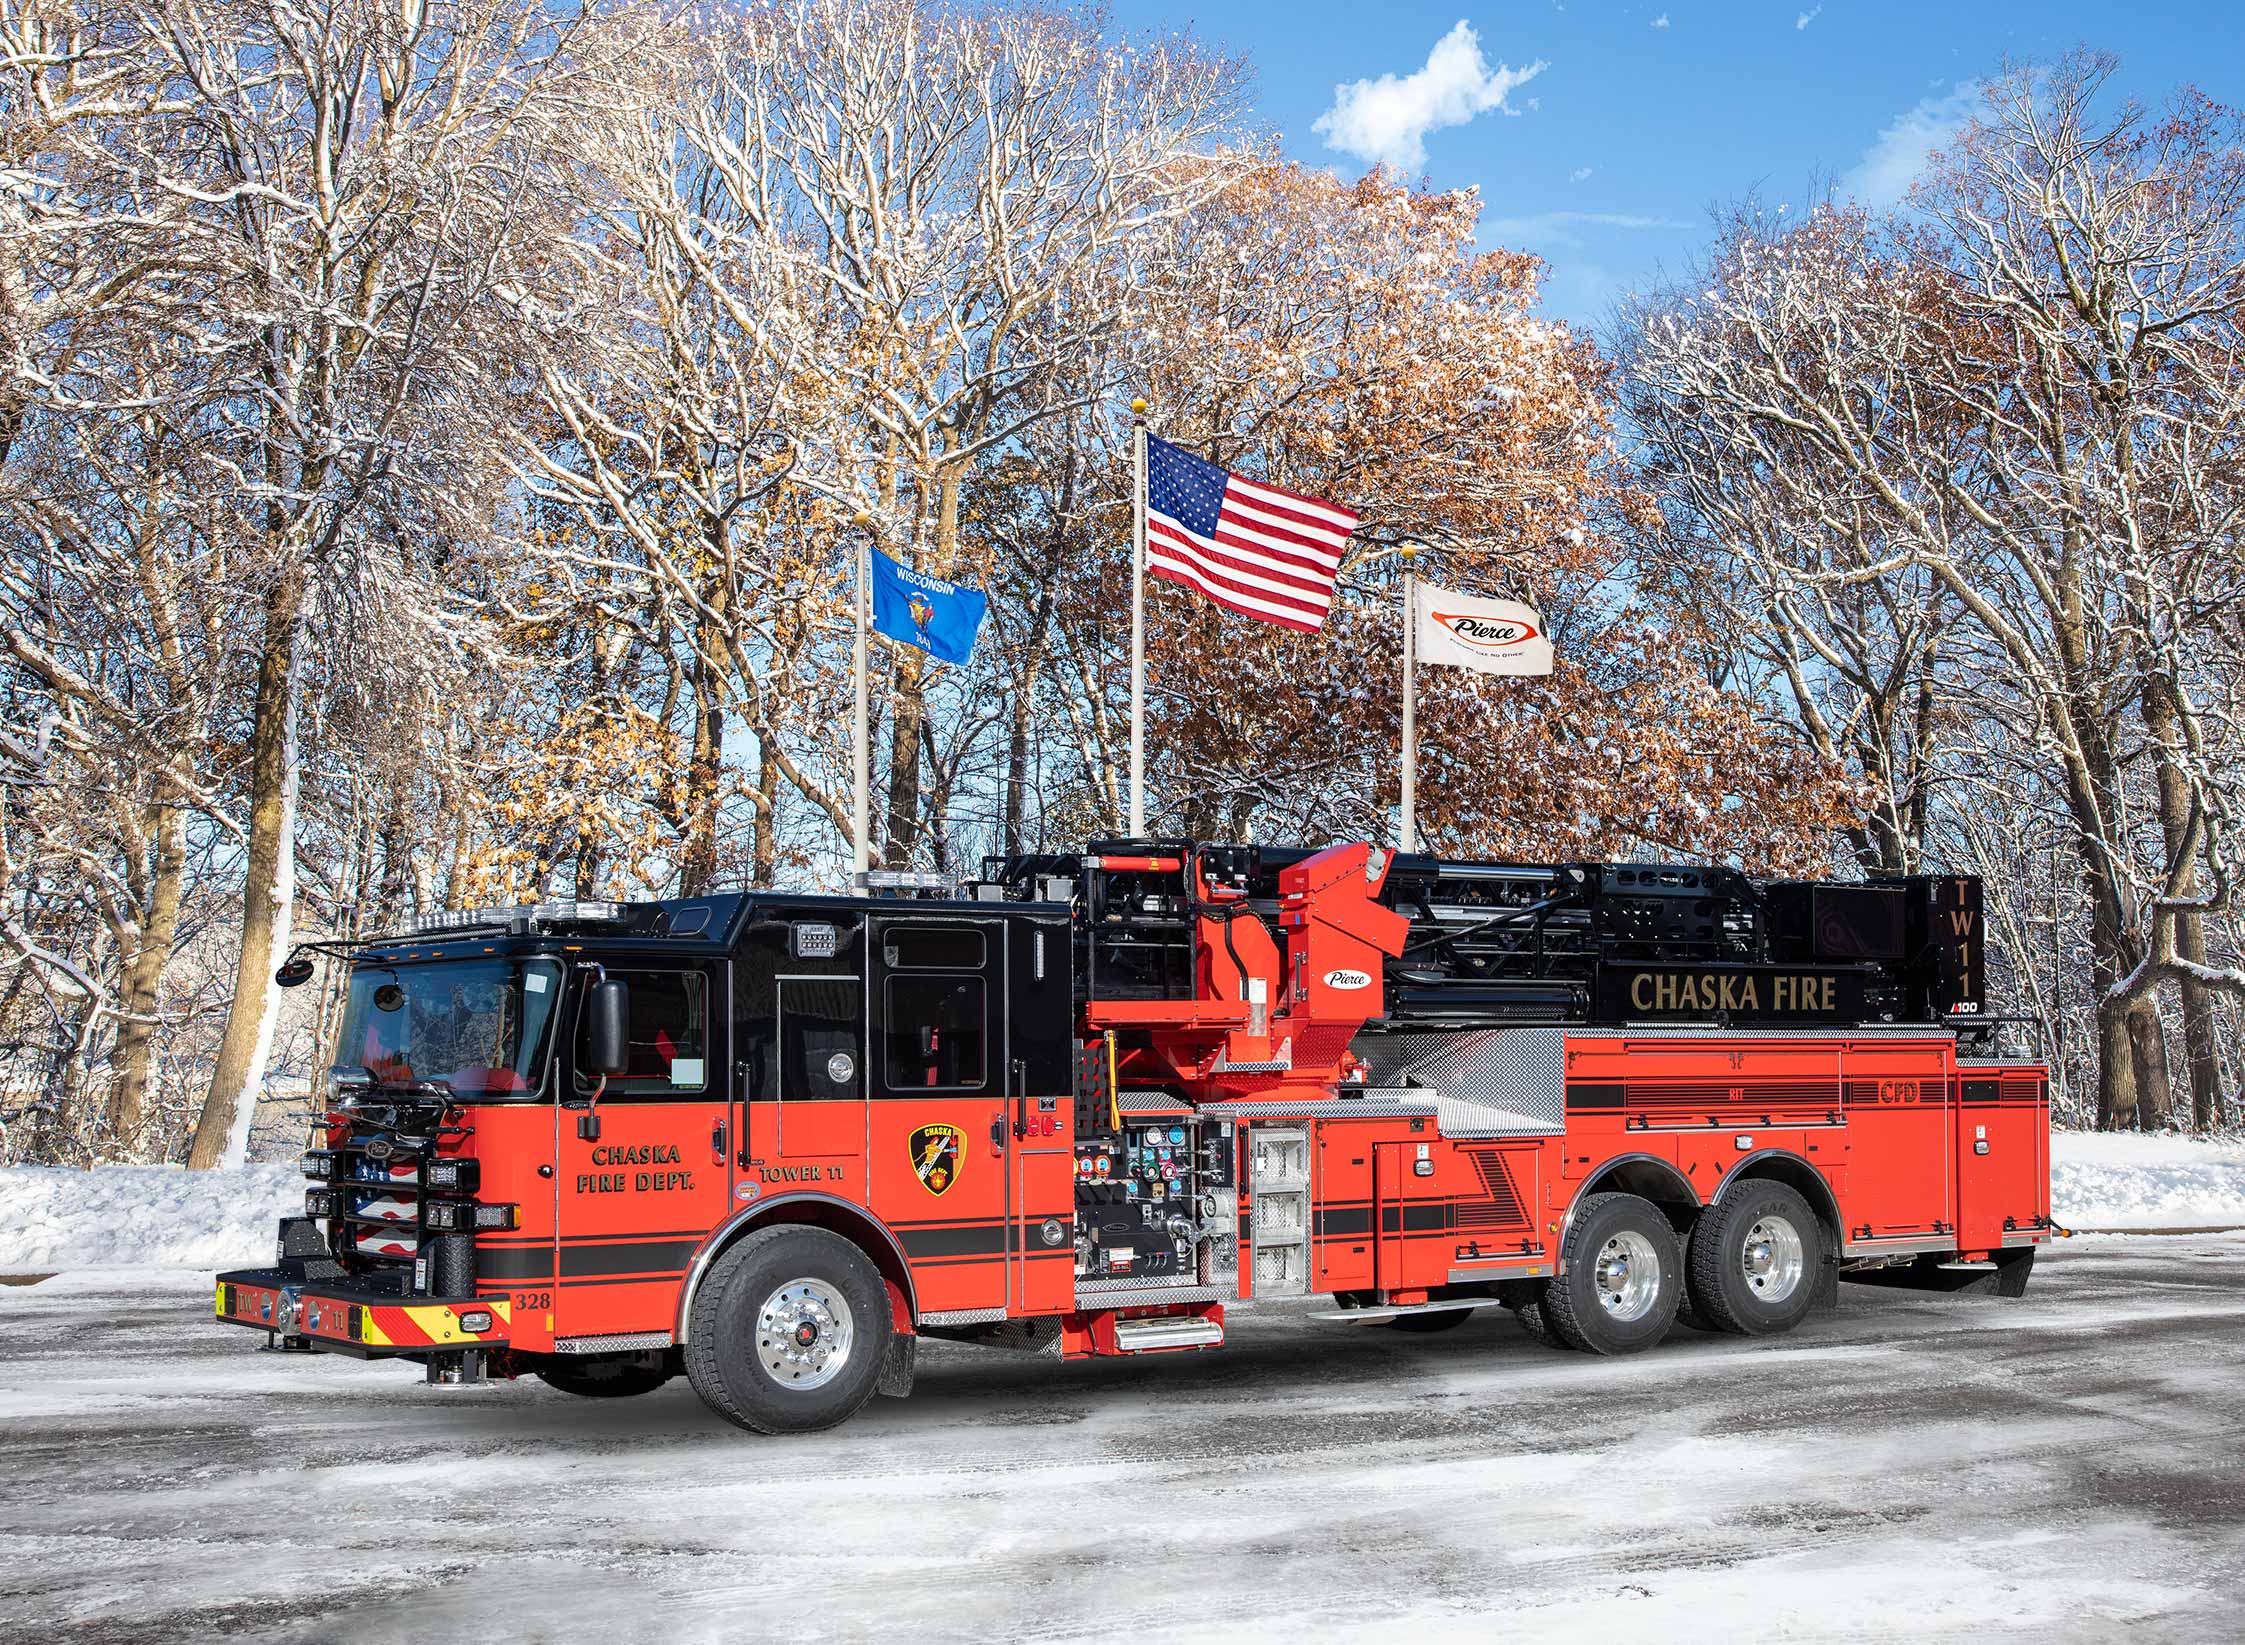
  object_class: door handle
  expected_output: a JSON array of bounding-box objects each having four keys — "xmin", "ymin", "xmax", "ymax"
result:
[
  {"xmin": 711, "ymin": 1119, "xmax": 727, "ymax": 1166},
  {"xmin": 989, "ymin": 1115, "xmax": 1007, "ymax": 1155}
]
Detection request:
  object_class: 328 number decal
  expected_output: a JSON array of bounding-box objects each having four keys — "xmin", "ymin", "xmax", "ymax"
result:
[{"xmin": 511, "ymin": 1291, "xmax": 552, "ymax": 1311}]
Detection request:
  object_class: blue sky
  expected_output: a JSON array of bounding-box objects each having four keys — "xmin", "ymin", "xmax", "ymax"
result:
[{"xmin": 1135, "ymin": 1, "xmax": 2245, "ymax": 333}]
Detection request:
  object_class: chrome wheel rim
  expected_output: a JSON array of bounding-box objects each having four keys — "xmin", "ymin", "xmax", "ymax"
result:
[
  {"xmin": 755, "ymin": 1277, "xmax": 856, "ymax": 1391},
  {"xmin": 1593, "ymin": 1230, "xmax": 1662, "ymax": 1323},
  {"xmin": 1740, "ymin": 1213, "xmax": 1806, "ymax": 1304}
]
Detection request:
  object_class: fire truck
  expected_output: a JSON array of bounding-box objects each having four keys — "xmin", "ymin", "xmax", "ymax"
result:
[{"xmin": 216, "ymin": 840, "xmax": 2051, "ymax": 1434}]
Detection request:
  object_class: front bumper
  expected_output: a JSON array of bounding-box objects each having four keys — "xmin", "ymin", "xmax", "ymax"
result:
[{"xmin": 215, "ymin": 1269, "xmax": 512, "ymax": 1358}]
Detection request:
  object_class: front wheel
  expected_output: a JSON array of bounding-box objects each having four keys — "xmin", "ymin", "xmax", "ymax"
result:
[
  {"xmin": 684, "ymin": 1225, "xmax": 891, "ymax": 1435},
  {"xmin": 1541, "ymin": 1193, "xmax": 1684, "ymax": 1355},
  {"xmin": 1687, "ymin": 1181, "xmax": 1825, "ymax": 1336}
]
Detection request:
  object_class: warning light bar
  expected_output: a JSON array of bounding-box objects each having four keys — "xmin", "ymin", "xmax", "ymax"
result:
[{"xmin": 399, "ymin": 900, "xmax": 626, "ymax": 935}]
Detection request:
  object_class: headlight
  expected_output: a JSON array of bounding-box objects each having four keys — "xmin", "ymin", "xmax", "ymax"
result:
[
  {"xmin": 304, "ymin": 1189, "xmax": 338, "ymax": 1218},
  {"xmin": 423, "ymin": 1200, "xmax": 468, "ymax": 1232},
  {"xmin": 300, "ymin": 1150, "xmax": 337, "ymax": 1179},
  {"xmin": 425, "ymin": 1158, "xmax": 480, "ymax": 1193}
]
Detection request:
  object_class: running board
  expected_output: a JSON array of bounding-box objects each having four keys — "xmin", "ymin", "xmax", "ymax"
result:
[
  {"xmin": 1308, "ymin": 1297, "xmax": 1510, "ymax": 1325},
  {"xmin": 1110, "ymin": 1315, "xmax": 1225, "ymax": 1353}
]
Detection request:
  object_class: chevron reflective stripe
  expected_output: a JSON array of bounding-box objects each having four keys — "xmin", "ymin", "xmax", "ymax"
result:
[{"xmin": 356, "ymin": 1299, "xmax": 512, "ymax": 1349}]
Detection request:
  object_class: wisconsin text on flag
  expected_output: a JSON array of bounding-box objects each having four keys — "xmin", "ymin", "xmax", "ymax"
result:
[{"xmin": 1144, "ymin": 434, "xmax": 1357, "ymax": 632}]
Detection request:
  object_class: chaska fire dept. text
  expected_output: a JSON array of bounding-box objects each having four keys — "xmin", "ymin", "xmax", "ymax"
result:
[{"xmin": 578, "ymin": 1143, "xmax": 691, "ymax": 1195}]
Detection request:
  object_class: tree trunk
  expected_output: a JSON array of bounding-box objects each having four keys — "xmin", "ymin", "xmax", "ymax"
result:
[
  {"xmin": 2125, "ymin": 999, "xmax": 2174, "ymax": 1131},
  {"xmin": 678, "ymin": 544, "xmax": 732, "ymax": 896},
  {"xmin": 2093, "ymin": 991, "xmax": 2137, "ymax": 1130},
  {"xmin": 1004, "ymin": 580, "xmax": 1059, "ymax": 855},
  {"xmin": 751, "ymin": 737, "xmax": 780, "ymax": 886},
  {"xmin": 678, "ymin": 654, "xmax": 725, "ymax": 897},
  {"xmin": 187, "ymin": 569, "xmax": 307, "ymax": 1169},
  {"xmin": 107, "ymin": 799, "xmax": 187, "ymax": 1150},
  {"xmin": 2143, "ymin": 671, "xmax": 2226, "ymax": 1130},
  {"xmin": 2177, "ymin": 916, "xmax": 2224, "ymax": 1130}
]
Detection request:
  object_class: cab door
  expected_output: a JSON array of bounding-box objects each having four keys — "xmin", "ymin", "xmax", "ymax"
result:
[
  {"xmin": 867, "ymin": 916, "xmax": 1011, "ymax": 1316},
  {"xmin": 1007, "ymin": 914, "xmax": 1078, "ymax": 1314},
  {"xmin": 733, "ymin": 912, "xmax": 868, "ymax": 1191},
  {"xmin": 552, "ymin": 962, "xmax": 731, "ymax": 1339}
]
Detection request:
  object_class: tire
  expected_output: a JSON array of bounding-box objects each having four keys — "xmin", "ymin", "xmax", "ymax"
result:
[
  {"xmin": 1541, "ymin": 1192, "xmax": 1684, "ymax": 1355},
  {"xmin": 684, "ymin": 1224, "xmax": 891, "ymax": 1435},
  {"xmin": 535, "ymin": 1355, "xmax": 673, "ymax": 1399},
  {"xmin": 1387, "ymin": 1308, "xmax": 1473, "ymax": 1334},
  {"xmin": 1687, "ymin": 1181, "xmax": 1825, "ymax": 1337},
  {"xmin": 1512, "ymin": 1298, "xmax": 1557, "ymax": 1346}
]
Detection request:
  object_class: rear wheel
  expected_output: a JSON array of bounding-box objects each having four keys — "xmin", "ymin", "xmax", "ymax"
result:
[
  {"xmin": 1386, "ymin": 1308, "xmax": 1473, "ymax": 1334},
  {"xmin": 1541, "ymin": 1193, "xmax": 1684, "ymax": 1355},
  {"xmin": 684, "ymin": 1224, "xmax": 890, "ymax": 1435},
  {"xmin": 1687, "ymin": 1181, "xmax": 1824, "ymax": 1336},
  {"xmin": 535, "ymin": 1354, "xmax": 673, "ymax": 1399}
]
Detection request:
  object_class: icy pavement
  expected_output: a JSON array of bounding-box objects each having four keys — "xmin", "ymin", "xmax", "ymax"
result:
[{"xmin": 2, "ymin": 1238, "xmax": 2242, "ymax": 1643}]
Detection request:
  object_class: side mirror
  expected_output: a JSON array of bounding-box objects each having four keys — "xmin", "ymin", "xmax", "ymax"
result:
[
  {"xmin": 585, "ymin": 978, "xmax": 631, "ymax": 1077},
  {"xmin": 275, "ymin": 956, "xmax": 316, "ymax": 989}
]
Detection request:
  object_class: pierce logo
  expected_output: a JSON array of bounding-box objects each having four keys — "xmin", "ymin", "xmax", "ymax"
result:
[
  {"xmin": 1322, "ymin": 968, "xmax": 1372, "ymax": 991},
  {"xmin": 1434, "ymin": 612, "xmax": 1540, "ymax": 651}
]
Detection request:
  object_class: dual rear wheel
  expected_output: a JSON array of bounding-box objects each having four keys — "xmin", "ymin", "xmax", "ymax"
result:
[{"xmin": 1528, "ymin": 1183, "xmax": 1824, "ymax": 1355}]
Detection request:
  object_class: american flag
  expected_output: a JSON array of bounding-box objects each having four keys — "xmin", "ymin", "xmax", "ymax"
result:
[{"xmin": 1143, "ymin": 434, "xmax": 1357, "ymax": 633}]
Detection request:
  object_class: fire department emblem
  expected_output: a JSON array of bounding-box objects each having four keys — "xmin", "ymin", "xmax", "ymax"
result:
[{"xmin": 908, "ymin": 1123, "xmax": 964, "ymax": 1197}]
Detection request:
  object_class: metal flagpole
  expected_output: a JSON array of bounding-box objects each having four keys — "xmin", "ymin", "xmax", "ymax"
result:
[
  {"xmin": 1128, "ymin": 399, "xmax": 1148, "ymax": 837},
  {"xmin": 851, "ymin": 510, "xmax": 872, "ymax": 876},
  {"xmin": 1399, "ymin": 543, "xmax": 1418, "ymax": 853}
]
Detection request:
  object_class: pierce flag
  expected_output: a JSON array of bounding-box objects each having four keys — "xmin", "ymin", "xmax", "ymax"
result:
[
  {"xmin": 1412, "ymin": 582, "xmax": 1554, "ymax": 676},
  {"xmin": 869, "ymin": 548, "xmax": 986, "ymax": 666}
]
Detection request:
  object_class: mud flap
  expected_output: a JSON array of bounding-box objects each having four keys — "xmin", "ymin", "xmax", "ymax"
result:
[
  {"xmin": 1841, "ymin": 1248, "xmax": 2035, "ymax": 1297},
  {"xmin": 877, "ymin": 1332, "xmax": 916, "ymax": 1398}
]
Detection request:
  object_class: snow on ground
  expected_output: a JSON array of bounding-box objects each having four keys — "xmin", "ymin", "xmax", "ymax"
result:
[
  {"xmin": 3, "ymin": 1235, "xmax": 2242, "ymax": 1642},
  {"xmin": 2050, "ymin": 1130, "xmax": 2245, "ymax": 1228},
  {"xmin": 0, "ymin": 1164, "xmax": 296, "ymax": 1271},
  {"xmin": 0, "ymin": 1130, "xmax": 2239, "ymax": 1274}
]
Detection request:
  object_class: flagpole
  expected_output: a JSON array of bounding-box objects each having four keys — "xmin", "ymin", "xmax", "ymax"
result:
[
  {"xmin": 1400, "ymin": 542, "xmax": 1418, "ymax": 854},
  {"xmin": 1128, "ymin": 398, "xmax": 1148, "ymax": 838},
  {"xmin": 850, "ymin": 510, "xmax": 872, "ymax": 877}
]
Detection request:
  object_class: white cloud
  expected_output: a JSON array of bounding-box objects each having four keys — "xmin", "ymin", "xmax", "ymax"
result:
[
  {"xmin": 1313, "ymin": 21, "xmax": 1547, "ymax": 171},
  {"xmin": 1651, "ymin": 12, "xmax": 1670, "ymax": 27},
  {"xmin": 1482, "ymin": 209, "xmax": 1693, "ymax": 249},
  {"xmin": 1796, "ymin": 5, "xmax": 1822, "ymax": 27},
  {"xmin": 1844, "ymin": 81, "xmax": 1981, "ymax": 207},
  {"xmin": 1570, "ymin": 165, "xmax": 1594, "ymax": 182}
]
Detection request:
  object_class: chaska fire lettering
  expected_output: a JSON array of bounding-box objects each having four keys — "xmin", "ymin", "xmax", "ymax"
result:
[{"xmin": 1629, "ymin": 971, "xmax": 1837, "ymax": 1014}]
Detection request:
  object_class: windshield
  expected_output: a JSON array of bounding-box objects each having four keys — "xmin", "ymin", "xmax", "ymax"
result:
[{"xmin": 332, "ymin": 958, "xmax": 563, "ymax": 1098}]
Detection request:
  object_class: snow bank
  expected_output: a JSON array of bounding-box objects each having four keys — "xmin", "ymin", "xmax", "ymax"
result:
[
  {"xmin": 1, "ymin": 1131, "xmax": 2239, "ymax": 1273},
  {"xmin": 0, "ymin": 1165, "xmax": 297, "ymax": 1271},
  {"xmin": 2050, "ymin": 1130, "xmax": 2245, "ymax": 1228}
]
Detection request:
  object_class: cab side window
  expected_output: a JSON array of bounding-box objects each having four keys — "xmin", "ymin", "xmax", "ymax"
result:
[
  {"xmin": 880, "ymin": 925, "xmax": 988, "ymax": 1093},
  {"xmin": 883, "ymin": 974, "xmax": 985, "ymax": 1091},
  {"xmin": 577, "ymin": 970, "xmax": 707, "ymax": 1096}
]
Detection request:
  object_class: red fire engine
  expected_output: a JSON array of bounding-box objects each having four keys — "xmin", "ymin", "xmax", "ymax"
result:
[{"xmin": 217, "ymin": 840, "xmax": 2050, "ymax": 1433}]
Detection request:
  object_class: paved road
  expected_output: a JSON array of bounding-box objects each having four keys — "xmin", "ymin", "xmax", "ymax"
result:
[{"xmin": 3, "ymin": 1235, "xmax": 2241, "ymax": 1644}]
